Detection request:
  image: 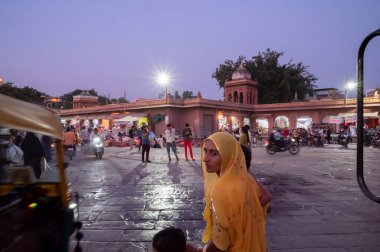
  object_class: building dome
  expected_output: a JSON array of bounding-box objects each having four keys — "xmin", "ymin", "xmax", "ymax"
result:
[
  {"xmin": 231, "ymin": 63, "xmax": 251, "ymax": 80},
  {"xmin": 78, "ymin": 90, "xmax": 94, "ymax": 96}
]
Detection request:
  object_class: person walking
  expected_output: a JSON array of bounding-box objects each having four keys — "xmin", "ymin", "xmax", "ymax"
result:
[
  {"xmin": 128, "ymin": 125, "xmax": 136, "ymax": 150},
  {"xmin": 21, "ymin": 132, "xmax": 45, "ymax": 179},
  {"xmin": 141, "ymin": 127, "xmax": 151, "ymax": 163},
  {"xmin": 165, "ymin": 124, "xmax": 179, "ymax": 162},
  {"xmin": 238, "ymin": 126, "xmax": 250, "ymax": 149},
  {"xmin": 137, "ymin": 126, "xmax": 143, "ymax": 151},
  {"xmin": 41, "ymin": 135, "xmax": 52, "ymax": 162},
  {"xmin": 182, "ymin": 123, "xmax": 195, "ymax": 161}
]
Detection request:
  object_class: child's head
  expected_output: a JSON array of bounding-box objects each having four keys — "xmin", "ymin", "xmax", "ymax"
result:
[{"xmin": 152, "ymin": 227, "xmax": 186, "ymax": 252}]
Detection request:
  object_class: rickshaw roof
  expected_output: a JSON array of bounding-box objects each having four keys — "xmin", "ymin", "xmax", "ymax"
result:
[{"xmin": 0, "ymin": 94, "xmax": 64, "ymax": 140}]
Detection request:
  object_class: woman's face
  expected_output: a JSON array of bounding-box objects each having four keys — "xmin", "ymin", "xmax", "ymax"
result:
[{"xmin": 203, "ymin": 140, "xmax": 222, "ymax": 175}]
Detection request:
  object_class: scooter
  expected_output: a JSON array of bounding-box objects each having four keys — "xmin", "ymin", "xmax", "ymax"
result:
[
  {"xmin": 337, "ymin": 136, "xmax": 349, "ymax": 148},
  {"xmin": 92, "ymin": 136, "xmax": 104, "ymax": 159},
  {"xmin": 265, "ymin": 138, "xmax": 300, "ymax": 155}
]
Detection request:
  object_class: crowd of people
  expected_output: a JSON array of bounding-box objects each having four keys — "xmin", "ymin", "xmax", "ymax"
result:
[{"xmin": 0, "ymin": 128, "xmax": 48, "ymax": 180}]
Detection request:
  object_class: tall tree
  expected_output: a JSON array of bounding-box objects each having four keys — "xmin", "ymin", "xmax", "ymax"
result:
[
  {"xmin": 0, "ymin": 82, "xmax": 46, "ymax": 104},
  {"xmin": 182, "ymin": 90, "xmax": 195, "ymax": 99},
  {"xmin": 110, "ymin": 97, "xmax": 129, "ymax": 104},
  {"xmin": 174, "ymin": 91, "xmax": 181, "ymax": 99},
  {"xmin": 212, "ymin": 49, "xmax": 317, "ymax": 104}
]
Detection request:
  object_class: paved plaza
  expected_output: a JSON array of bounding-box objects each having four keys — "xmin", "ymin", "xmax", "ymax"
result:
[{"xmin": 67, "ymin": 143, "xmax": 380, "ymax": 252}]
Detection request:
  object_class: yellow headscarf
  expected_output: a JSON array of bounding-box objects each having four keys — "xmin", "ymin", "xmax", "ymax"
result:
[{"xmin": 201, "ymin": 132, "xmax": 267, "ymax": 251}]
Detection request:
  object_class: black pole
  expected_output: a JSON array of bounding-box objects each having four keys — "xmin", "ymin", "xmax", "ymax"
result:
[{"xmin": 357, "ymin": 28, "xmax": 380, "ymax": 204}]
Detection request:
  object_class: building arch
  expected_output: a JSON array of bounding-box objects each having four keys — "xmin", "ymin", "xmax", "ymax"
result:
[
  {"xmin": 296, "ymin": 116, "xmax": 312, "ymax": 129},
  {"xmin": 256, "ymin": 118, "xmax": 269, "ymax": 133},
  {"xmin": 239, "ymin": 92, "xmax": 243, "ymax": 103},
  {"xmin": 233, "ymin": 91, "xmax": 238, "ymax": 103},
  {"xmin": 274, "ymin": 115, "xmax": 289, "ymax": 128}
]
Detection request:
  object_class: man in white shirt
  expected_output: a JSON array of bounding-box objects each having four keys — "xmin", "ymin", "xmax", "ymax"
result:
[{"xmin": 165, "ymin": 124, "xmax": 179, "ymax": 161}]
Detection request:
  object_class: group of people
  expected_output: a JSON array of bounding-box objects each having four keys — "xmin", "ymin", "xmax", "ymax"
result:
[
  {"xmin": 0, "ymin": 128, "xmax": 49, "ymax": 180},
  {"xmin": 122, "ymin": 123, "xmax": 196, "ymax": 163}
]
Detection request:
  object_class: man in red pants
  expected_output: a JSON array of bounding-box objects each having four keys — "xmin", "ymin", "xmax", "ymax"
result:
[{"xmin": 182, "ymin": 123, "xmax": 195, "ymax": 161}]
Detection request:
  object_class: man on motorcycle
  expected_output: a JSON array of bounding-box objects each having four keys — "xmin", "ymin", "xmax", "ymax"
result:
[
  {"xmin": 90, "ymin": 128, "xmax": 104, "ymax": 158},
  {"xmin": 270, "ymin": 128, "xmax": 285, "ymax": 150}
]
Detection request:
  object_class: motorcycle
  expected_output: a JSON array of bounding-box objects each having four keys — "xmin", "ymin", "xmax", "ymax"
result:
[
  {"xmin": 91, "ymin": 136, "xmax": 104, "ymax": 159},
  {"xmin": 265, "ymin": 138, "xmax": 300, "ymax": 155},
  {"xmin": 370, "ymin": 134, "xmax": 380, "ymax": 148},
  {"xmin": 337, "ymin": 136, "xmax": 349, "ymax": 148}
]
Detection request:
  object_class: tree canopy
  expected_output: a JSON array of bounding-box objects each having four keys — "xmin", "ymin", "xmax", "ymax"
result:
[
  {"xmin": 182, "ymin": 90, "xmax": 195, "ymax": 99},
  {"xmin": 110, "ymin": 97, "xmax": 129, "ymax": 104},
  {"xmin": 212, "ymin": 49, "xmax": 318, "ymax": 104},
  {"xmin": 0, "ymin": 82, "xmax": 46, "ymax": 104}
]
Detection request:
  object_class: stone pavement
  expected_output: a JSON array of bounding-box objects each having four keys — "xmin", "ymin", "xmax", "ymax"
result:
[{"xmin": 67, "ymin": 143, "xmax": 380, "ymax": 252}]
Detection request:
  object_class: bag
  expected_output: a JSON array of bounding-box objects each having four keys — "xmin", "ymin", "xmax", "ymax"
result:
[
  {"xmin": 41, "ymin": 157, "xmax": 52, "ymax": 172},
  {"xmin": 8, "ymin": 144, "xmax": 24, "ymax": 164}
]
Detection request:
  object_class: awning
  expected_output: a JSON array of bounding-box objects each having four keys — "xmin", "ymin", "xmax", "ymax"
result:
[
  {"xmin": 114, "ymin": 116, "xmax": 141, "ymax": 123},
  {"xmin": 114, "ymin": 113, "xmax": 147, "ymax": 124},
  {"xmin": 322, "ymin": 115, "xmax": 344, "ymax": 124},
  {"xmin": 338, "ymin": 112, "xmax": 379, "ymax": 118},
  {"xmin": 337, "ymin": 112, "xmax": 379, "ymax": 123}
]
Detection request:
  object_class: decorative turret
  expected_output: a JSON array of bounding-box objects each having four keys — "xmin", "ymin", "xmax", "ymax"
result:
[
  {"xmin": 232, "ymin": 63, "xmax": 252, "ymax": 80},
  {"xmin": 73, "ymin": 90, "xmax": 98, "ymax": 109},
  {"xmin": 224, "ymin": 63, "xmax": 258, "ymax": 105}
]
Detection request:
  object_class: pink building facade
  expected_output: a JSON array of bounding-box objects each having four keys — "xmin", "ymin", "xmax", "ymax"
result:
[
  {"xmin": 58, "ymin": 96, "xmax": 380, "ymax": 137},
  {"xmin": 58, "ymin": 66, "xmax": 380, "ymax": 136}
]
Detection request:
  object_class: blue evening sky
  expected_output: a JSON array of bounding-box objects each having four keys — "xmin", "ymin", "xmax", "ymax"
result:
[{"xmin": 0, "ymin": 0, "xmax": 379, "ymax": 101}]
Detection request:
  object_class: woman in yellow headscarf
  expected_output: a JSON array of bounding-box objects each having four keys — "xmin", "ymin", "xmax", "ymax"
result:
[{"xmin": 199, "ymin": 132, "xmax": 268, "ymax": 252}]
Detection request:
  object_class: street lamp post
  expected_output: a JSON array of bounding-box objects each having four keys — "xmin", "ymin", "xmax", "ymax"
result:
[
  {"xmin": 344, "ymin": 81, "xmax": 356, "ymax": 106},
  {"xmin": 156, "ymin": 71, "xmax": 171, "ymax": 103}
]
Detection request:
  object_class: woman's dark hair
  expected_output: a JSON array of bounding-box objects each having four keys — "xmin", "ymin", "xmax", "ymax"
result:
[
  {"xmin": 242, "ymin": 127, "xmax": 250, "ymax": 143},
  {"xmin": 152, "ymin": 227, "xmax": 186, "ymax": 252},
  {"xmin": 241, "ymin": 144, "xmax": 251, "ymax": 170}
]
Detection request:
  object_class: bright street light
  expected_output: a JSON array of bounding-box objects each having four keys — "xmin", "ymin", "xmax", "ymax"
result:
[
  {"xmin": 155, "ymin": 71, "xmax": 171, "ymax": 101},
  {"xmin": 344, "ymin": 81, "xmax": 356, "ymax": 106}
]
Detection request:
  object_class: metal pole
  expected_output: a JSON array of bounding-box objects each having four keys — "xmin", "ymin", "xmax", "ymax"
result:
[
  {"xmin": 356, "ymin": 28, "xmax": 380, "ymax": 204},
  {"xmin": 344, "ymin": 89, "xmax": 347, "ymax": 106}
]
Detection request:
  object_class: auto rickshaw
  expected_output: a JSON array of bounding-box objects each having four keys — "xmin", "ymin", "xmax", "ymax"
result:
[{"xmin": 0, "ymin": 93, "xmax": 82, "ymax": 251}]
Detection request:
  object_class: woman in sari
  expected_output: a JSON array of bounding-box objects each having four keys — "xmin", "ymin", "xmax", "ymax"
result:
[{"xmin": 196, "ymin": 132, "xmax": 268, "ymax": 252}]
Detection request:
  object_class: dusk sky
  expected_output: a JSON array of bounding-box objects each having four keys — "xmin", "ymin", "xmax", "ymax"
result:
[{"xmin": 1, "ymin": 0, "xmax": 379, "ymax": 101}]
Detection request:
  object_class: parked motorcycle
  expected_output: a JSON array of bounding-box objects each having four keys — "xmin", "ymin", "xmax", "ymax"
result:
[
  {"xmin": 91, "ymin": 136, "xmax": 104, "ymax": 159},
  {"xmin": 337, "ymin": 136, "xmax": 349, "ymax": 148},
  {"xmin": 370, "ymin": 134, "xmax": 380, "ymax": 148},
  {"xmin": 265, "ymin": 138, "xmax": 300, "ymax": 155}
]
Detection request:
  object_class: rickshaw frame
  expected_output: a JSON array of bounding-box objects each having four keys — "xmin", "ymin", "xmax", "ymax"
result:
[{"xmin": 0, "ymin": 93, "xmax": 79, "ymax": 251}]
